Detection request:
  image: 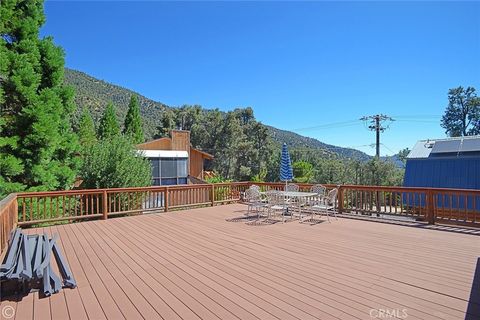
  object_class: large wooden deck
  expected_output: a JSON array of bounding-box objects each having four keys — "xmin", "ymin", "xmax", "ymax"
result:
[{"xmin": 1, "ymin": 204, "xmax": 479, "ymax": 320}]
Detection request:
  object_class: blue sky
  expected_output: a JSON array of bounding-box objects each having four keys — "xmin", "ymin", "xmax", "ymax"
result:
[{"xmin": 42, "ymin": 1, "xmax": 480, "ymax": 156}]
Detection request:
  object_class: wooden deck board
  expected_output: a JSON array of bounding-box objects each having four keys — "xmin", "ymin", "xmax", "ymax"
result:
[
  {"xmin": 2, "ymin": 203, "xmax": 479, "ymax": 320},
  {"xmin": 133, "ymin": 213, "xmax": 460, "ymax": 320},
  {"xmin": 51, "ymin": 225, "xmax": 102, "ymax": 320},
  {"xmin": 143, "ymin": 215, "xmax": 461, "ymax": 319}
]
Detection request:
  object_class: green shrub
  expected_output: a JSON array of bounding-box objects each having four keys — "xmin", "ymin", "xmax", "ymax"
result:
[
  {"xmin": 205, "ymin": 174, "xmax": 231, "ymax": 184},
  {"xmin": 81, "ymin": 137, "xmax": 152, "ymax": 189}
]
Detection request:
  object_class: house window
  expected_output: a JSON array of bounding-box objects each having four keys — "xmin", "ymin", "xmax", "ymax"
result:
[
  {"xmin": 151, "ymin": 157, "xmax": 188, "ymax": 185},
  {"xmin": 151, "ymin": 158, "xmax": 161, "ymax": 186}
]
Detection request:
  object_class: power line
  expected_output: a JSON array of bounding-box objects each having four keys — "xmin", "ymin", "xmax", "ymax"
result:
[
  {"xmin": 380, "ymin": 143, "xmax": 396, "ymax": 155},
  {"xmin": 292, "ymin": 120, "xmax": 360, "ymax": 132},
  {"xmin": 394, "ymin": 119, "xmax": 439, "ymax": 124},
  {"xmin": 392, "ymin": 114, "xmax": 441, "ymax": 119},
  {"xmin": 291, "ymin": 114, "xmax": 441, "ymax": 133}
]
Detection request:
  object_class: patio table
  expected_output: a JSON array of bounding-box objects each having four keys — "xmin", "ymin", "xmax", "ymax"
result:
[{"xmin": 262, "ymin": 191, "xmax": 319, "ymax": 219}]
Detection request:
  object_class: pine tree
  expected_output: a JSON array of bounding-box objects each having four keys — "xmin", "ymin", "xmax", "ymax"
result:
[
  {"xmin": 441, "ymin": 86, "xmax": 480, "ymax": 136},
  {"xmin": 78, "ymin": 107, "xmax": 96, "ymax": 147},
  {"xmin": 97, "ymin": 102, "xmax": 120, "ymax": 140},
  {"xmin": 123, "ymin": 95, "xmax": 144, "ymax": 144},
  {"xmin": 155, "ymin": 110, "xmax": 176, "ymax": 138},
  {"xmin": 0, "ymin": 0, "xmax": 79, "ymax": 195}
]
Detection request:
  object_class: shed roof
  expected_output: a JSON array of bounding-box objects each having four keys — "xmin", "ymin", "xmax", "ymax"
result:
[
  {"xmin": 190, "ymin": 147, "xmax": 214, "ymax": 159},
  {"xmin": 407, "ymin": 136, "xmax": 480, "ymax": 159}
]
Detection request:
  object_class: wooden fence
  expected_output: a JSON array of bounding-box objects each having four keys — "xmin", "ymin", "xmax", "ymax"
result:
[{"xmin": 1, "ymin": 182, "xmax": 479, "ymax": 253}]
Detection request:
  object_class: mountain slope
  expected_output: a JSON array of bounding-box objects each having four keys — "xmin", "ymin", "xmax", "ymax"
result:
[
  {"xmin": 64, "ymin": 68, "xmax": 371, "ymax": 161},
  {"xmin": 267, "ymin": 126, "xmax": 371, "ymax": 161},
  {"xmin": 65, "ymin": 68, "xmax": 167, "ymax": 138}
]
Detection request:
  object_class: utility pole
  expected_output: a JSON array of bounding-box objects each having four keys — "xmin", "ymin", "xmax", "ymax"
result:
[
  {"xmin": 360, "ymin": 114, "xmax": 394, "ymax": 213},
  {"xmin": 360, "ymin": 114, "xmax": 394, "ymax": 158}
]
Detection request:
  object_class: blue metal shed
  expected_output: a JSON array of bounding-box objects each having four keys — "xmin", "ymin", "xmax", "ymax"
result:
[
  {"xmin": 404, "ymin": 136, "xmax": 480, "ymax": 190},
  {"xmin": 403, "ymin": 136, "xmax": 480, "ymax": 210}
]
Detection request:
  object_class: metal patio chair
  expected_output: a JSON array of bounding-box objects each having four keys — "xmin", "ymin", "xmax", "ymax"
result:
[
  {"xmin": 310, "ymin": 184, "xmax": 326, "ymax": 197},
  {"xmin": 285, "ymin": 183, "xmax": 299, "ymax": 192},
  {"xmin": 245, "ymin": 188, "xmax": 266, "ymax": 218},
  {"xmin": 265, "ymin": 190, "xmax": 288, "ymax": 223},
  {"xmin": 308, "ymin": 188, "xmax": 339, "ymax": 223}
]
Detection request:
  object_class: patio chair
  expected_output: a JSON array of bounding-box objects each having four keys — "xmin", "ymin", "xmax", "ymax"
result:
[
  {"xmin": 242, "ymin": 185, "xmax": 261, "ymax": 202},
  {"xmin": 245, "ymin": 188, "xmax": 266, "ymax": 218},
  {"xmin": 309, "ymin": 188, "xmax": 339, "ymax": 223},
  {"xmin": 310, "ymin": 184, "xmax": 326, "ymax": 196},
  {"xmin": 283, "ymin": 183, "xmax": 300, "ymax": 216},
  {"xmin": 264, "ymin": 190, "xmax": 288, "ymax": 223},
  {"xmin": 307, "ymin": 184, "xmax": 326, "ymax": 207},
  {"xmin": 291, "ymin": 195, "xmax": 309, "ymax": 220},
  {"xmin": 285, "ymin": 183, "xmax": 299, "ymax": 192}
]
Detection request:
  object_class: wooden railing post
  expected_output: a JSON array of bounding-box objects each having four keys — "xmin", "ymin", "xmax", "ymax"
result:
[
  {"xmin": 338, "ymin": 186, "xmax": 344, "ymax": 214},
  {"xmin": 102, "ymin": 190, "xmax": 108, "ymax": 220},
  {"xmin": 211, "ymin": 184, "xmax": 215, "ymax": 207},
  {"xmin": 164, "ymin": 187, "xmax": 169, "ymax": 212},
  {"xmin": 14, "ymin": 194, "xmax": 18, "ymax": 227},
  {"xmin": 426, "ymin": 190, "xmax": 435, "ymax": 225}
]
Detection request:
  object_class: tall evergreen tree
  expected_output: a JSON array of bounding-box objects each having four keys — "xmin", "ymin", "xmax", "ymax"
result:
[
  {"xmin": 123, "ymin": 95, "xmax": 144, "ymax": 144},
  {"xmin": 292, "ymin": 161, "xmax": 314, "ymax": 183},
  {"xmin": 441, "ymin": 86, "xmax": 480, "ymax": 136},
  {"xmin": 97, "ymin": 102, "xmax": 120, "ymax": 140},
  {"xmin": 78, "ymin": 107, "xmax": 96, "ymax": 147},
  {"xmin": 0, "ymin": 0, "xmax": 79, "ymax": 195},
  {"xmin": 155, "ymin": 109, "xmax": 176, "ymax": 138}
]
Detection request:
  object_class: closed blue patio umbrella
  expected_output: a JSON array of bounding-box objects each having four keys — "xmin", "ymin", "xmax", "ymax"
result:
[{"xmin": 280, "ymin": 143, "xmax": 293, "ymax": 187}]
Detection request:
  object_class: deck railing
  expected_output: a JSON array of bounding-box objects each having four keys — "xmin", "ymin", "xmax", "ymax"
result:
[
  {"xmin": 338, "ymin": 185, "xmax": 480, "ymax": 226},
  {"xmin": 1, "ymin": 182, "xmax": 479, "ymax": 253},
  {"xmin": 13, "ymin": 182, "xmax": 251, "ymax": 227},
  {"xmin": 251, "ymin": 183, "xmax": 480, "ymax": 226},
  {"xmin": 0, "ymin": 194, "xmax": 18, "ymax": 255}
]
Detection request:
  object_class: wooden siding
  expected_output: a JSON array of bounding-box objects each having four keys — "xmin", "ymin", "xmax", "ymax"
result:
[
  {"xmin": 170, "ymin": 130, "xmax": 190, "ymax": 153},
  {"xmin": 190, "ymin": 148, "xmax": 206, "ymax": 179},
  {"xmin": 136, "ymin": 137, "xmax": 171, "ymax": 150},
  {"xmin": 2, "ymin": 203, "xmax": 479, "ymax": 320}
]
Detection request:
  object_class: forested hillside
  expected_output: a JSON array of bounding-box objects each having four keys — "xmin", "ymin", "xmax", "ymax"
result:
[
  {"xmin": 64, "ymin": 68, "xmax": 371, "ymax": 161},
  {"xmin": 65, "ymin": 69, "xmax": 167, "ymax": 139},
  {"xmin": 63, "ymin": 68, "xmax": 406, "ymax": 185}
]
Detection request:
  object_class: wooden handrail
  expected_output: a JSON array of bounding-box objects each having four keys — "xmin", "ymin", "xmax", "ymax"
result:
[
  {"xmin": 17, "ymin": 182, "xmax": 480, "ymax": 199},
  {"xmin": 340, "ymin": 184, "xmax": 480, "ymax": 194},
  {"xmin": 0, "ymin": 193, "xmax": 18, "ymax": 256},
  {"xmin": 1, "ymin": 181, "xmax": 480, "ymax": 258},
  {"xmin": 0, "ymin": 181, "xmax": 477, "ymax": 246}
]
